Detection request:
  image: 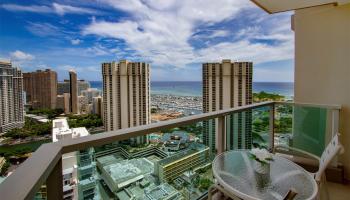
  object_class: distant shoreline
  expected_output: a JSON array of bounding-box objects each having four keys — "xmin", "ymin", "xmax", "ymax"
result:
[{"xmin": 90, "ymin": 81, "xmax": 294, "ymax": 98}]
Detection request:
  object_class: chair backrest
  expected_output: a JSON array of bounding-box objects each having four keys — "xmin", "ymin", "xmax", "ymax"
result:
[{"xmin": 315, "ymin": 133, "xmax": 344, "ymax": 181}]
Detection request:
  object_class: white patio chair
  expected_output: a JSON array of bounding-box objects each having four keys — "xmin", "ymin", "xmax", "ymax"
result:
[{"xmin": 274, "ymin": 133, "xmax": 344, "ymax": 200}]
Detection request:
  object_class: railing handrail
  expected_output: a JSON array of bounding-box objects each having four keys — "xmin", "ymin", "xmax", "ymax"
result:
[
  {"xmin": 58, "ymin": 101, "xmax": 273, "ymax": 153},
  {"xmin": 276, "ymin": 101, "xmax": 341, "ymax": 110}
]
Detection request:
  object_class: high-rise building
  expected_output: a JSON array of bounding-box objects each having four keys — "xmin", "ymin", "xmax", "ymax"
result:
[
  {"xmin": 0, "ymin": 61, "xmax": 24, "ymax": 133},
  {"xmin": 56, "ymin": 93, "xmax": 70, "ymax": 114},
  {"xmin": 102, "ymin": 60, "xmax": 150, "ymax": 144},
  {"xmin": 23, "ymin": 69, "xmax": 57, "ymax": 109},
  {"xmin": 78, "ymin": 95, "xmax": 89, "ymax": 114},
  {"xmin": 69, "ymin": 70, "xmax": 78, "ymax": 114},
  {"xmin": 92, "ymin": 96, "xmax": 102, "ymax": 116},
  {"xmin": 77, "ymin": 80, "xmax": 90, "ymax": 95},
  {"xmin": 202, "ymin": 59, "xmax": 253, "ymax": 152},
  {"xmin": 81, "ymin": 88, "xmax": 100, "ymax": 103}
]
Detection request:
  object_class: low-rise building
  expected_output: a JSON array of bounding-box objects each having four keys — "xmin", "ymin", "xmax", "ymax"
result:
[
  {"xmin": 155, "ymin": 144, "xmax": 210, "ymax": 182},
  {"xmin": 96, "ymin": 155, "xmax": 154, "ymax": 194},
  {"xmin": 52, "ymin": 118, "xmax": 91, "ymax": 200}
]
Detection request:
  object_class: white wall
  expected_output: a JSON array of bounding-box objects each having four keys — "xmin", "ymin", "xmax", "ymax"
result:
[{"xmin": 294, "ymin": 3, "xmax": 350, "ymax": 179}]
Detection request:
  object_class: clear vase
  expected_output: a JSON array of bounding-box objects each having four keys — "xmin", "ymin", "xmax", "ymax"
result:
[
  {"xmin": 253, "ymin": 161, "xmax": 271, "ymax": 189},
  {"xmin": 253, "ymin": 160, "xmax": 270, "ymax": 175}
]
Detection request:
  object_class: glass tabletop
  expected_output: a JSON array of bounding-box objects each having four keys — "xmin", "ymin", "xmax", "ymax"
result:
[{"xmin": 212, "ymin": 150, "xmax": 318, "ymax": 200}]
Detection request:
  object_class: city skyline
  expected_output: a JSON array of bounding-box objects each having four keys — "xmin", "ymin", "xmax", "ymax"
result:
[{"xmin": 0, "ymin": 0, "xmax": 294, "ymax": 82}]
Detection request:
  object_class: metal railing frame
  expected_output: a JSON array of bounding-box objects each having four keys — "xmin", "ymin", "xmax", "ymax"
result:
[{"xmin": 0, "ymin": 101, "xmax": 340, "ymax": 200}]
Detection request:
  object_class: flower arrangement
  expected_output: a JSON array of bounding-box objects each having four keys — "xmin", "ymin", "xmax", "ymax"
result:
[{"xmin": 249, "ymin": 148, "xmax": 274, "ymax": 165}]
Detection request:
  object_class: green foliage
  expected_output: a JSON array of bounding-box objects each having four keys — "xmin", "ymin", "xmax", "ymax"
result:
[
  {"xmin": 198, "ymin": 178, "xmax": 213, "ymax": 191},
  {"xmin": 0, "ymin": 140, "xmax": 50, "ymax": 158},
  {"xmin": 0, "ymin": 160, "xmax": 10, "ymax": 175},
  {"xmin": 3, "ymin": 118, "xmax": 51, "ymax": 139},
  {"xmin": 151, "ymin": 108, "xmax": 158, "ymax": 113},
  {"xmin": 253, "ymin": 91, "xmax": 285, "ymax": 102},
  {"xmin": 67, "ymin": 114, "xmax": 103, "ymax": 128},
  {"xmin": 275, "ymin": 116, "xmax": 293, "ymax": 133},
  {"xmin": 178, "ymin": 123, "xmax": 203, "ymax": 136},
  {"xmin": 27, "ymin": 108, "xmax": 64, "ymax": 119}
]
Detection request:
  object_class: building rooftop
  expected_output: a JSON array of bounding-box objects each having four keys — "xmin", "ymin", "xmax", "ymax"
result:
[
  {"xmin": 145, "ymin": 183, "xmax": 181, "ymax": 200},
  {"xmin": 25, "ymin": 114, "xmax": 49, "ymax": 123},
  {"xmin": 52, "ymin": 118, "xmax": 89, "ymax": 142},
  {"xmin": 96, "ymin": 156, "xmax": 154, "ymax": 193},
  {"xmin": 158, "ymin": 143, "xmax": 208, "ymax": 166}
]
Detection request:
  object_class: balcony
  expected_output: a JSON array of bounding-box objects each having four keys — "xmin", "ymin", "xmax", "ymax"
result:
[{"xmin": 0, "ymin": 101, "xmax": 347, "ymax": 200}]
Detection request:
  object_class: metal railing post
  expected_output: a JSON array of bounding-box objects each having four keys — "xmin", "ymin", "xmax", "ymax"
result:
[
  {"xmin": 47, "ymin": 158, "xmax": 63, "ymax": 200},
  {"xmin": 331, "ymin": 109, "xmax": 340, "ymax": 136},
  {"xmin": 217, "ymin": 116, "xmax": 226, "ymax": 154},
  {"xmin": 269, "ymin": 103, "xmax": 275, "ymax": 152}
]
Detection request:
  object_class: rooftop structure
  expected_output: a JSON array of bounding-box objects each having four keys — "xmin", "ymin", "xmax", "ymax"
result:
[
  {"xmin": 25, "ymin": 114, "xmax": 49, "ymax": 123},
  {"xmin": 52, "ymin": 118, "xmax": 89, "ymax": 142},
  {"xmin": 161, "ymin": 131, "xmax": 191, "ymax": 152},
  {"xmin": 96, "ymin": 155, "xmax": 153, "ymax": 193},
  {"xmin": 144, "ymin": 183, "xmax": 182, "ymax": 200}
]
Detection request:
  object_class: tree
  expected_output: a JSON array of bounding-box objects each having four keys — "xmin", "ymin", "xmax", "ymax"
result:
[{"xmin": 198, "ymin": 178, "xmax": 213, "ymax": 191}]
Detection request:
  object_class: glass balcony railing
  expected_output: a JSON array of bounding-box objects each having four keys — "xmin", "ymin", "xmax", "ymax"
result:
[
  {"xmin": 0, "ymin": 101, "xmax": 340, "ymax": 200},
  {"xmin": 274, "ymin": 102, "xmax": 340, "ymax": 157}
]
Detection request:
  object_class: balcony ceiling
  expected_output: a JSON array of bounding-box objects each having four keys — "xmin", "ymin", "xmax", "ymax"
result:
[{"xmin": 251, "ymin": 0, "xmax": 350, "ymax": 13}]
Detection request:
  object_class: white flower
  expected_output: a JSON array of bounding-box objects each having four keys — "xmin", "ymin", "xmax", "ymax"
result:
[{"xmin": 250, "ymin": 148, "xmax": 273, "ymax": 162}]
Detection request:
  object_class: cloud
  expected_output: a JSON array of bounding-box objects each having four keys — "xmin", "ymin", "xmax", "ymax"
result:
[
  {"xmin": 10, "ymin": 50, "xmax": 35, "ymax": 61},
  {"xmin": 71, "ymin": 39, "xmax": 82, "ymax": 45},
  {"xmin": 1, "ymin": 3, "xmax": 100, "ymax": 16},
  {"xmin": 26, "ymin": 22, "xmax": 61, "ymax": 37},
  {"xmin": 85, "ymin": 45, "xmax": 110, "ymax": 56},
  {"xmin": 82, "ymin": 0, "xmax": 294, "ymax": 68},
  {"xmin": 1, "ymin": 4, "xmax": 51, "ymax": 13},
  {"xmin": 52, "ymin": 3, "xmax": 99, "ymax": 16}
]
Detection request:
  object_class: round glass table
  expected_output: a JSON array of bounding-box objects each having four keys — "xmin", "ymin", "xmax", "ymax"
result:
[{"xmin": 212, "ymin": 150, "xmax": 318, "ymax": 200}]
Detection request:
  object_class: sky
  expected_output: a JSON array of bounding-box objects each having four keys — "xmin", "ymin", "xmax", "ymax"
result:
[{"xmin": 0, "ymin": 0, "xmax": 294, "ymax": 82}]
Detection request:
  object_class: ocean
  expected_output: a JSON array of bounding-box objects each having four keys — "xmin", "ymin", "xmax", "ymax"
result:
[{"xmin": 90, "ymin": 81, "xmax": 294, "ymax": 98}]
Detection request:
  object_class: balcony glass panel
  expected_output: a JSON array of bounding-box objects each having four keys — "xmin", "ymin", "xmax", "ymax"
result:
[
  {"xmin": 226, "ymin": 105, "xmax": 273, "ymax": 151},
  {"xmin": 275, "ymin": 103, "xmax": 332, "ymax": 157}
]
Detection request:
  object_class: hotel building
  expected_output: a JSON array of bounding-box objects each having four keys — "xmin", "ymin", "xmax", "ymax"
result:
[
  {"xmin": 0, "ymin": 61, "xmax": 24, "ymax": 133},
  {"xmin": 202, "ymin": 59, "xmax": 253, "ymax": 152},
  {"xmin": 23, "ymin": 69, "xmax": 57, "ymax": 109},
  {"xmin": 102, "ymin": 60, "xmax": 150, "ymax": 144}
]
